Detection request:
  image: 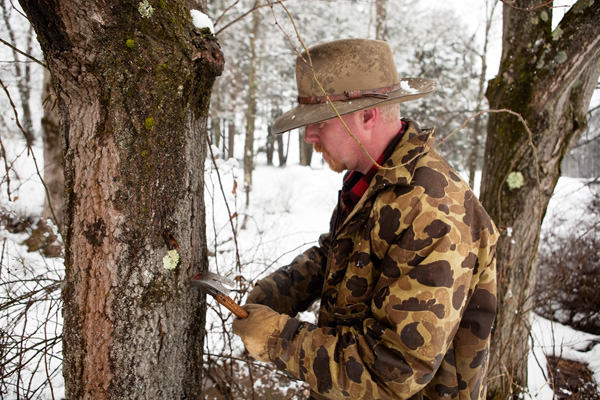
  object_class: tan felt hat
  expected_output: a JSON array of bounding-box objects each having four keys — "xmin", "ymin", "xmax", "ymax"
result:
[{"xmin": 272, "ymin": 38, "xmax": 437, "ymax": 134}]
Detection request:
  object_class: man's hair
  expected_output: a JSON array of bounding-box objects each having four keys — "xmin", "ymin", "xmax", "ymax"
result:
[{"xmin": 377, "ymin": 103, "xmax": 401, "ymax": 123}]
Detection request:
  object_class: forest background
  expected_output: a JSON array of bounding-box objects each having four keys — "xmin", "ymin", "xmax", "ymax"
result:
[{"xmin": 1, "ymin": 0, "xmax": 599, "ymax": 399}]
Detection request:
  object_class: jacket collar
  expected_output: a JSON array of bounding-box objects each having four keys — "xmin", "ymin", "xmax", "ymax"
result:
[{"xmin": 336, "ymin": 120, "xmax": 435, "ymax": 231}]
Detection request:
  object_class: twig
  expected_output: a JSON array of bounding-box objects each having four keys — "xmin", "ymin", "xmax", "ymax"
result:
[
  {"xmin": 0, "ymin": 77, "xmax": 62, "ymax": 237},
  {"xmin": 215, "ymin": 1, "xmax": 286, "ymax": 36},
  {"xmin": 500, "ymin": 0, "xmax": 570, "ymax": 12},
  {"xmin": 0, "ymin": 37, "xmax": 46, "ymax": 69},
  {"xmin": 43, "ymin": 301, "xmax": 56, "ymax": 400},
  {"xmin": 0, "ymin": 132, "xmax": 12, "ymax": 201},
  {"xmin": 214, "ymin": 0, "xmax": 241, "ymax": 27},
  {"xmin": 205, "ymin": 132, "xmax": 242, "ymax": 271}
]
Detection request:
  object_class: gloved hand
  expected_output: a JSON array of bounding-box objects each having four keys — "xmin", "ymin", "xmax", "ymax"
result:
[{"xmin": 232, "ymin": 304, "xmax": 290, "ymax": 362}]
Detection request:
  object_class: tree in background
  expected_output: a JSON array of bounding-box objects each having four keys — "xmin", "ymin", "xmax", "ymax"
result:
[
  {"xmin": 388, "ymin": 6, "xmax": 481, "ymax": 170},
  {"xmin": 467, "ymin": 0, "xmax": 500, "ymax": 189},
  {"xmin": 41, "ymin": 69, "xmax": 63, "ymax": 227},
  {"xmin": 375, "ymin": 0, "xmax": 388, "ymax": 41},
  {"xmin": 0, "ymin": 1, "xmax": 35, "ymax": 145},
  {"xmin": 243, "ymin": 4, "xmax": 261, "ymax": 218},
  {"xmin": 17, "ymin": 1, "xmax": 223, "ymax": 398},
  {"xmin": 480, "ymin": 1, "xmax": 600, "ymax": 397}
]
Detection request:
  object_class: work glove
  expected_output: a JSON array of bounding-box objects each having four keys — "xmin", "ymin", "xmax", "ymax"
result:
[{"xmin": 232, "ymin": 304, "xmax": 290, "ymax": 362}]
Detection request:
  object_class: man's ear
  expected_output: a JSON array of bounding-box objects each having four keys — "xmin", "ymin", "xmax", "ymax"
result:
[{"xmin": 362, "ymin": 107, "xmax": 378, "ymax": 128}]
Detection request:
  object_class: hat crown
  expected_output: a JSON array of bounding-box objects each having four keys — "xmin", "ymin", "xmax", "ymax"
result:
[{"xmin": 296, "ymin": 38, "xmax": 400, "ymax": 97}]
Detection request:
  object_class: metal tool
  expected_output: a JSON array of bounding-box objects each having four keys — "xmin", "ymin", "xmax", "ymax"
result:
[{"xmin": 190, "ymin": 271, "xmax": 248, "ymax": 319}]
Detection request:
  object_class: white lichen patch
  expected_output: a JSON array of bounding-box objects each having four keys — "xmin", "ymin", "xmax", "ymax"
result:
[
  {"xmin": 555, "ymin": 51, "xmax": 568, "ymax": 65},
  {"xmin": 552, "ymin": 26, "xmax": 563, "ymax": 41},
  {"xmin": 138, "ymin": 0, "xmax": 154, "ymax": 18},
  {"xmin": 163, "ymin": 249, "xmax": 180, "ymax": 270},
  {"xmin": 506, "ymin": 171, "xmax": 525, "ymax": 190},
  {"xmin": 540, "ymin": 10, "xmax": 549, "ymax": 22}
]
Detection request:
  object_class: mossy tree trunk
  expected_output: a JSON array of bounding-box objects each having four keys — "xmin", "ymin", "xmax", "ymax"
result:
[
  {"xmin": 480, "ymin": 1, "xmax": 600, "ymax": 397},
  {"xmin": 18, "ymin": 0, "xmax": 223, "ymax": 398}
]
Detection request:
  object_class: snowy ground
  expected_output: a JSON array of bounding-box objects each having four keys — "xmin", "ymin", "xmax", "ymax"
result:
[{"xmin": 1, "ymin": 139, "xmax": 599, "ymax": 398}]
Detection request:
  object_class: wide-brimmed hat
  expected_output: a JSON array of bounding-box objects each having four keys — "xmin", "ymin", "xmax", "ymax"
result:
[{"xmin": 272, "ymin": 38, "xmax": 437, "ymax": 134}]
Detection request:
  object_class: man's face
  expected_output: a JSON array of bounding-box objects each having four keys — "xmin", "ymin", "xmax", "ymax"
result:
[{"xmin": 305, "ymin": 113, "xmax": 363, "ymax": 173}]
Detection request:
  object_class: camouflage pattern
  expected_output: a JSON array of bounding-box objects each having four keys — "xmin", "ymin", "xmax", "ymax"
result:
[{"xmin": 248, "ymin": 120, "xmax": 498, "ymax": 399}]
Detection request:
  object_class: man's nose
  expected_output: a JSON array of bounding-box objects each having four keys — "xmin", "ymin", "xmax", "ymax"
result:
[{"xmin": 304, "ymin": 123, "xmax": 320, "ymax": 144}]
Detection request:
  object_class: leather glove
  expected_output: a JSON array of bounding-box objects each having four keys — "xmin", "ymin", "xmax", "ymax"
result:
[{"xmin": 232, "ymin": 304, "xmax": 290, "ymax": 362}]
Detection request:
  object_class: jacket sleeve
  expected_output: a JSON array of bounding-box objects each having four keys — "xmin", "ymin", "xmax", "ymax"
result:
[
  {"xmin": 264, "ymin": 213, "xmax": 497, "ymax": 399},
  {"xmin": 246, "ymin": 233, "xmax": 331, "ymax": 317}
]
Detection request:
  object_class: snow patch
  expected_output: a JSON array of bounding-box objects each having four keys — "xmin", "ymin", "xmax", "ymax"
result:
[
  {"xmin": 400, "ymin": 80, "xmax": 419, "ymax": 94},
  {"xmin": 190, "ymin": 9, "xmax": 215, "ymax": 33}
]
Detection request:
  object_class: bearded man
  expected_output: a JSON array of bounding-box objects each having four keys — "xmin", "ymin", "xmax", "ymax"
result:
[{"xmin": 233, "ymin": 38, "xmax": 498, "ymax": 400}]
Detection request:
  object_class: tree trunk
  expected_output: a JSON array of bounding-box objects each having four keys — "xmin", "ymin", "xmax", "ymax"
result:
[
  {"xmin": 299, "ymin": 128, "xmax": 313, "ymax": 166},
  {"xmin": 468, "ymin": 0, "xmax": 498, "ymax": 189},
  {"xmin": 41, "ymin": 68, "xmax": 64, "ymax": 228},
  {"xmin": 480, "ymin": 1, "xmax": 600, "ymax": 397},
  {"xmin": 375, "ymin": 0, "xmax": 388, "ymax": 41},
  {"xmin": 276, "ymin": 133, "xmax": 288, "ymax": 167},
  {"xmin": 18, "ymin": 1, "xmax": 224, "ymax": 398},
  {"xmin": 213, "ymin": 117, "xmax": 222, "ymax": 153},
  {"xmin": 1, "ymin": 2, "xmax": 35, "ymax": 144},
  {"xmin": 266, "ymin": 125, "xmax": 274, "ymax": 166},
  {"xmin": 243, "ymin": 8, "xmax": 260, "ymax": 210},
  {"xmin": 228, "ymin": 120, "xmax": 235, "ymax": 159}
]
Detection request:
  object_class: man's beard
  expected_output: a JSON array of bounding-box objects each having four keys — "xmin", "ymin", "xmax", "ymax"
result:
[{"xmin": 314, "ymin": 143, "xmax": 345, "ymax": 173}]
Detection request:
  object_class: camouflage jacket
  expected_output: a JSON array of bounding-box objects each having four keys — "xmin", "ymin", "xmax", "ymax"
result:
[{"xmin": 249, "ymin": 121, "xmax": 498, "ymax": 400}]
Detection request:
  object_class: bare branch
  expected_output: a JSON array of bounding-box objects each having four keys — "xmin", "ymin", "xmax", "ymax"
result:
[
  {"xmin": 215, "ymin": 1, "xmax": 286, "ymax": 36},
  {"xmin": 499, "ymin": 0, "xmax": 569, "ymax": 12},
  {"xmin": 0, "ymin": 78, "xmax": 62, "ymax": 236},
  {"xmin": 205, "ymin": 133, "xmax": 242, "ymax": 271},
  {"xmin": 0, "ymin": 37, "xmax": 46, "ymax": 69}
]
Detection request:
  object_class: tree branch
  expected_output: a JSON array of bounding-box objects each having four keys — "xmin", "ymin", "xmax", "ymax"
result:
[
  {"xmin": 0, "ymin": 37, "xmax": 46, "ymax": 69},
  {"xmin": 535, "ymin": 0, "xmax": 600, "ymax": 110}
]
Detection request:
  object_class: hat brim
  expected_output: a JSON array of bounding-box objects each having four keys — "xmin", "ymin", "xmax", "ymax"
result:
[{"xmin": 272, "ymin": 78, "xmax": 437, "ymax": 134}]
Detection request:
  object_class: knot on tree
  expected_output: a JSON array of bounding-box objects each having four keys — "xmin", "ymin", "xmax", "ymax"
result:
[{"xmin": 191, "ymin": 35, "xmax": 224, "ymax": 76}]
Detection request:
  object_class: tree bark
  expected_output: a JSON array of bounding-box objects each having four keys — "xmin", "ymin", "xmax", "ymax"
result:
[
  {"xmin": 18, "ymin": 1, "xmax": 224, "ymax": 398},
  {"xmin": 481, "ymin": 1, "xmax": 600, "ymax": 397}
]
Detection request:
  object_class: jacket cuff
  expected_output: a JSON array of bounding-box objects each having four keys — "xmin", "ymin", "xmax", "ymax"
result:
[{"xmin": 267, "ymin": 318, "xmax": 309, "ymax": 378}]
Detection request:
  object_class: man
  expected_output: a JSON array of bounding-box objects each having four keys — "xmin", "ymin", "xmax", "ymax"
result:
[{"xmin": 233, "ymin": 38, "xmax": 498, "ymax": 400}]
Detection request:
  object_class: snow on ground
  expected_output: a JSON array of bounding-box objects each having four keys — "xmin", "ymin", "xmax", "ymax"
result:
[
  {"xmin": 528, "ymin": 315, "xmax": 600, "ymax": 399},
  {"xmin": 1, "ymin": 142, "xmax": 599, "ymax": 397}
]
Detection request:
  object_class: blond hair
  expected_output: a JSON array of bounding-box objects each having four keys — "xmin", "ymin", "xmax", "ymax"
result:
[{"xmin": 377, "ymin": 103, "xmax": 401, "ymax": 123}]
